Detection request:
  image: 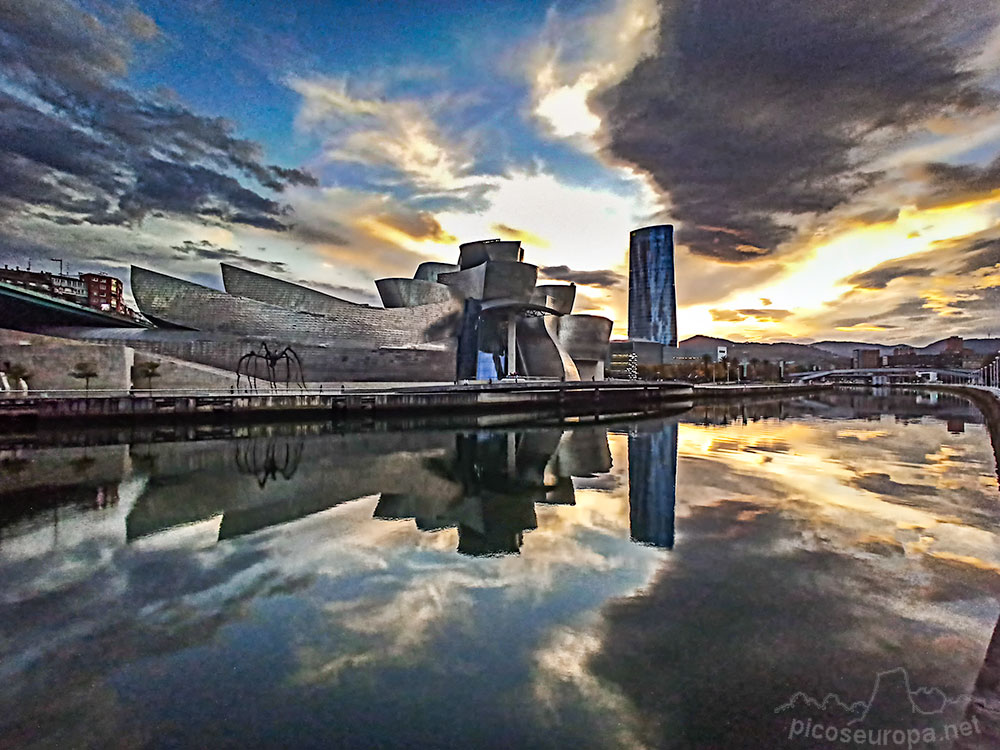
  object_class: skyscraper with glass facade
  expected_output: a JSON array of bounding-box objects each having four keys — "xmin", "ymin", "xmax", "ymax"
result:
[{"xmin": 628, "ymin": 224, "xmax": 678, "ymax": 347}]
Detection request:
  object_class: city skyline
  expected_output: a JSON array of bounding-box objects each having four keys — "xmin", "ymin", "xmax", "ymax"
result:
[{"xmin": 3, "ymin": 0, "xmax": 1000, "ymax": 346}]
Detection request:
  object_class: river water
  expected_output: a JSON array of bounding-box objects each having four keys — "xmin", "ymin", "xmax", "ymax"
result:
[{"xmin": 2, "ymin": 390, "xmax": 1000, "ymax": 749}]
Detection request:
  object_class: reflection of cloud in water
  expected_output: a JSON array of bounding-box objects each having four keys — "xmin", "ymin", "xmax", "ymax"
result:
[
  {"xmin": 676, "ymin": 416, "xmax": 1000, "ymax": 573},
  {"xmin": 2, "ymin": 391, "xmax": 999, "ymax": 748},
  {"xmin": 532, "ymin": 626, "xmax": 649, "ymax": 749},
  {"xmin": 587, "ymin": 400, "xmax": 1000, "ymax": 748},
  {"xmin": 590, "ymin": 499, "xmax": 1000, "ymax": 748}
]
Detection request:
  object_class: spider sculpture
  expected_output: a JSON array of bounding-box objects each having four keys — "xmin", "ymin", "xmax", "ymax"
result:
[{"xmin": 236, "ymin": 342, "xmax": 306, "ymax": 391}]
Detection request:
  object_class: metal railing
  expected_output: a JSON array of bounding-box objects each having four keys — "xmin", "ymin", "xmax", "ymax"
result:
[
  {"xmin": 971, "ymin": 355, "xmax": 1000, "ymax": 387},
  {"xmin": 0, "ymin": 383, "xmax": 450, "ymax": 399}
]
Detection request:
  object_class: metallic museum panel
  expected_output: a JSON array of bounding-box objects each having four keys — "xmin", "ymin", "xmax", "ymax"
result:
[
  {"xmin": 438, "ymin": 261, "xmax": 538, "ymax": 303},
  {"xmin": 221, "ymin": 263, "xmax": 365, "ymax": 314},
  {"xmin": 558, "ymin": 314, "xmax": 613, "ymax": 362},
  {"xmin": 375, "ymin": 278, "xmax": 458, "ymax": 308},
  {"xmin": 457, "ymin": 239, "xmax": 524, "ymax": 269},
  {"xmin": 531, "ymin": 284, "xmax": 576, "ymax": 315},
  {"xmin": 558, "ymin": 314, "xmax": 613, "ymax": 381},
  {"xmin": 414, "ymin": 262, "xmax": 461, "ymax": 283},
  {"xmin": 628, "ymin": 224, "xmax": 678, "ymax": 347},
  {"xmin": 516, "ymin": 315, "xmax": 581, "ymax": 381},
  {"xmin": 132, "ymin": 266, "xmax": 462, "ymax": 346}
]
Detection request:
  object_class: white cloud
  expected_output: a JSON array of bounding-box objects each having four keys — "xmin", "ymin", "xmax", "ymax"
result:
[
  {"xmin": 288, "ymin": 77, "xmax": 478, "ymax": 194},
  {"xmin": 526, "ymin": 0, "xmax": 661, "ymax": 143}
]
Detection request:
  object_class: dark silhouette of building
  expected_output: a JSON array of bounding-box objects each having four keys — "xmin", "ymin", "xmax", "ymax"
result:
[
  {"xmin": 852, "ymin": 348, "xmax": 882, "ymax": 369},
  {"xmin": 628, "ymin": 421, "xmax": 678, "ymax": 548},
  {"xmin": 628, "ymin": 225, "xmax": 678, "ymax": 347}
]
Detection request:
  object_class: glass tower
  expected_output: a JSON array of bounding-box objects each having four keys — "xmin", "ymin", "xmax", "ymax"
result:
[{"xmin": 628, "ymin": 224, "xmax": 678, "ymax": 346}]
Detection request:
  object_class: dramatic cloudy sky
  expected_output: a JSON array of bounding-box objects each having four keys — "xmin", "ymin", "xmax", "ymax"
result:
[{"xmin": 4, "ymin": 0, "xmax": 1000, "ymax": 344}]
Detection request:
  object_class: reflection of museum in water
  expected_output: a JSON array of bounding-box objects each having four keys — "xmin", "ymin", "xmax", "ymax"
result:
[{"xmin": 0, "ymin": 419, "xmax": 679, "ymax": 557}]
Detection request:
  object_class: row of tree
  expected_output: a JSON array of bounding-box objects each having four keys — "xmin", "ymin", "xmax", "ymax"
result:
[
  {"xmin": 1, "ymin": 360, "xmax": 161, "ymax": 394},
  {"xmin": 636, "ymin": 356, "xmax": 813, "ymax": 383}
]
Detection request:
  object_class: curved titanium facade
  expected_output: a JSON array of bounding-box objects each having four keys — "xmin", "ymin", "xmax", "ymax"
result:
[
  {"xmin": 558, "ymin": 314, "xmax": 612, "ymax": 380},
  {"xmin": 628, "ymin": 224, "xmax": 678, "ymax": 347},
  {"xmin": 413, "ymin": 262, "xmax": 460, "ymax": 282},
  {"xmin": 457, "ymin": 239, "xmax": 523, "ymax": 269},
  {"xmin": 133, "ymin": 266, "xmax": 462, "ymax": 346},
  {"xmin": 375, "ymin": 278, "xmax": 457, "ymax": 308},
  {"xmin": 516, "ymin": 315, "xmax": 580, "ymax": 380},
  {"xmin": 558, "ymin": 314, "xmax": 612, "ymax": 362},
  {"xmin": 221, "ymin": 263, "xmax": 365, "ymax": 314},
  {"xmin": 531, "ymin": 284, "xmax": 576, "ymax": 315},
  {"xmin": 438, "ymin": 260, "xmax": 537, "ymax": 303}
]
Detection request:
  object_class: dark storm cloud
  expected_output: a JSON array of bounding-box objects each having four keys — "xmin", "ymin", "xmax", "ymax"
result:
[
  {"xmin": 826, "ymin": 314, "xmax": 903, "ymax": 330},
  {"xmin": 849, "ymin": 472, "xmax": 930, "ymax": 500},
  {"xmin": 170, "ymin": 240, "xmax": 288, "ymax": 274},
  {"xmin": 288, "ymin": 220, "xmax": 352, "ymax": 247},
  {"xmin": 953, "ymin": 237, "xmax": 1000, "ymax": 274},
  {"xmin": 886, "ymin": 298, "xmax": 937, "ymax": 320},
  {"xmin": 376, "ymin": 210, "xmax": 456, "ymax": 243},
  {"xmin": 596, "ymin": 0, "xmax": 996, "ymax": 261},
  {"xmin": 849, "ymin": 208, "xmax": 902, "ymax": 226},
  {"xmin": 538, "ymin": 265, "xmax": 623, "ymax": 289},
  {"xmin": 919, "ymin": 155, "xmax": 1000, "ymax": 210},
  {"xmin": 844, "ymin": 263, "xmax": 934, "ymax": 290},
  {"xmin": 710, "ymin": 308, "xmax": 793, "ymax": 323},
  {"xmin": 0, "ymin": 0, "xmax": 315, "ymax": 231}
]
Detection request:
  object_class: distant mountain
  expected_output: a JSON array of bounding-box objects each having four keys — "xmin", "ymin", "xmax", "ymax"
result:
[
  {"xmin": 681, "ymin": 336, "xmax": 1000, "ymax": 367},
  {"xmin": 812, "ymin": 337, "xmax": 1000, "ymax": 357},
  {"xmin": 919, "ymin": 337, "xmax": 1000, "ymax": 355},
  {"xmin": 811, "ymin": 340, "xmax": 900, "ymax": 357},
  {"xmin": 678, "ymin": 335, "xmax": 849, "ymax": 368}
]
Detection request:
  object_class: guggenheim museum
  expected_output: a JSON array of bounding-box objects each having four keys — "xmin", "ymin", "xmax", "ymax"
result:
[{"xmin": 1, "ymin": 237, "xmax": 618, "ymax": 385}]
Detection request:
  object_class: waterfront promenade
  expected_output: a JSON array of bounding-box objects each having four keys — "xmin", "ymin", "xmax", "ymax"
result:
[{"xmin": 0, "ymin": 380, "xmax": 828, "ymax": 423}]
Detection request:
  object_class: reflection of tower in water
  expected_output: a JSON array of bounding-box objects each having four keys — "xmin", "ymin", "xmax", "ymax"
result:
[{"xmin": 628, "ymin": 422, "xmax": 678, "ymax": 549}]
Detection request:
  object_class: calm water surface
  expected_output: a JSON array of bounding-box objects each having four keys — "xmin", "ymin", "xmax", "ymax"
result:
[{"xmin": 2, "ymin": 391, "xmax": 1000, "ymax": 749}]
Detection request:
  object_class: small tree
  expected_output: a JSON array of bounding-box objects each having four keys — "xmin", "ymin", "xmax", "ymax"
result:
[
  {"xmin": 134, "ymin": 361, "xmax": 161, "ymax": 391},
  {"xmin": 69, "ymin": 361, "xmax": 98, "ymax": 396}
]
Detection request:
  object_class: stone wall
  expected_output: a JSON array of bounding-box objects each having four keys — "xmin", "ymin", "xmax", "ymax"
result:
[
  {"xmin": 0, "ymin": 329, "xmax": 131, "ymax": 391},
  {"xmin": 49, "ymin": 329, "xmax": 457, "ymax": 382},
  {"xmin": 131, "ymin": 352, "xmax": 237, "ymax": 390}
]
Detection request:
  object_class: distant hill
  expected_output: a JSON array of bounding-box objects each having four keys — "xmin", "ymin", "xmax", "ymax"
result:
[
  {"xmin": 678, "ymin": 335, "xmax": 849, "ymax": 368},
  {"xmin": 679, "ymin": 335, "xmax": 1000, "ymax": 368},
  {"xmin": 919, "ymin": 337, "xmax": 1000, "ymax": 355},
  {"xmin": 811, "ymin": 340, "xmax": 899, "ymax": 357}
]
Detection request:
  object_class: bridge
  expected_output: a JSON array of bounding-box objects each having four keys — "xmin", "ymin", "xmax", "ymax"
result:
[
  {"xmin": 0, "ymin": 279, "xmax": 147, "ymax": 328},
  {"xmin": 789, "ymin": 367, "xmax": 976, "ymax": 384}
]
